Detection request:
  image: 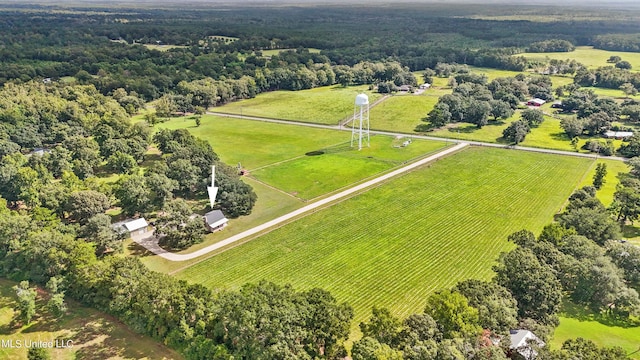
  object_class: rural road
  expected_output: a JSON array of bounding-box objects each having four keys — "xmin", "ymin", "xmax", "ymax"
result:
[
  {"xmin": 134, "ymin": 142, "xmax": 469, "ymax": 261},
  {"xmin": 206, "ymin": 111, "xmax": 627, "ymax": 162}
]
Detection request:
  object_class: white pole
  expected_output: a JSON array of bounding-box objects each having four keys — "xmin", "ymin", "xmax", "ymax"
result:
[{"xmin": 359, "ymin": 105, "xmax": 363, "ymax": 150}]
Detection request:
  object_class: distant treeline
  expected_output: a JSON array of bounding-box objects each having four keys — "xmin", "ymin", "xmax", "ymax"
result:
[{"xmin": 1, "ymin": 3, "xmax": 639, "ymax": 96}]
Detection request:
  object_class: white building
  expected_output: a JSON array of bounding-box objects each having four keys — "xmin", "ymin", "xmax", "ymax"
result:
[
  {"xmin": 604, "ymin": 131, "xmax": 633, "ymax": 139},
  {"xmin": 204, "ymin": 210, "xmax": 229, "ymax": 232},
  {"xmin": 113, "ymin": 218, "xmax": 151, "ymax": 236}
]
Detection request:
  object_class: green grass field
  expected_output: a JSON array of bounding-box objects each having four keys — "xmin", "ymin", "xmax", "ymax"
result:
[
  {"xmin": 259, "ymin": 48, "xmax": 321, "ymax": 57},
  {"xmin": 0, "ymin": 279, "xmax": 181, "ymax": 360},
  {"xmin": 251, "ymin": 136, "xmax": 448, "ymax": 200},
  {"xmin": 581, "ymin": 86, "xmax": 640, "ymax": 100},
  {"xmin": 175, "ymin": 147, "xmax": 593, "ymax": 329},
  {"xmin": 212, "ymin": 85, "xmax": 382, "ymax": 124},
  {"xmin": 368, "ymin": 94, "xmax": 439, "ymax": 133},
  {"xmin": 467, "ymin": 66, "xmax": 525, "ymax": 81},
  {"xmin": 142, "ymin": 44, "xmax": 188, "ymax": 52},
  {"xmin": 428, "ymin": 115, "xmax": 518, "ymax": 143},
  {"xmin": 524, "ymin": 46, "xmax": 640, "ymax": 71},
  {"xmin": 577, "ymin": 159, "xmax": 629, "ymax": 206},
  {"xmin": 157, "ymin": 115, "xmax": 349, "ymax": 170},
  {"xmin": 551, "ymin": 303, "xmax": 640, "ymax": 359}
]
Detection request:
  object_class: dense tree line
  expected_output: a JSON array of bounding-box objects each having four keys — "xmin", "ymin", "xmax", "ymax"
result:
[
  {"xmin": 593, "ymin": 34, "xmax": 640, "ymax": 52},
  {"xmin": 527, "ymin": 39, "xmax": 576, "ymax": 53},
  {"xmin": 0, "ymin": 82, "xmax": 256, "ymax": 254},
  {"xmin": 2, "ymin": 3, "xmax": 639, "ymax": 99}
]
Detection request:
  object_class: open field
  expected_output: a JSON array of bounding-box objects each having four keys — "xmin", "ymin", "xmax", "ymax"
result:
[
  {"xmin": 577, "ymin": 159, "xmax": 629, "ymax": 206},
  {"xmin": 428, "ymin": 115, "xmax": 518, "ymax": 143},
  {"xmin": 259, "ymin": 48, "xmax": 321, "ymax": 57},
  {"xmin": 523, "ymin": 46, "xmax": 640, "ymax": 71},
  {"xmin": 368, "ymin": 94, "xmax": 439, "ymax": 133},
  {"xmin": 157, "ymin": 115, "xmax": 348, "ymax": 170},
  {"xmin": 141, "ymin": 44, "xmax": 188, "ymax": 52},
  {"xmin": 582, "ymin": 86, "xmax": 640, "ymax": 100},
  {"xmin": 0, "ymin": 279, "xmax": 181, "ymax": 360},
  {"xmin": 551, "ymin": 303, "xmax": 640, "ymax": 359},
  {"xmin": 212, "ymin": 85, "xmax": 382, "ymax": 125},
  {"xmin": 467, "ymin": 66, "xmax": 524, "ymax": 80},
  {"xmin": 175, "ymin": 147, "xmax": 593, "ymax": 328},
  {"xmin": 251, "ymin": 136, "xmax": 448, "ymax": 200}
]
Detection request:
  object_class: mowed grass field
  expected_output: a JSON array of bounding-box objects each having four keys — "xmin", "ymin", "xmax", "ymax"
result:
[
  {"xmin": 157, "ymin": 115, "xmax": 348, "ymax": 170},
  {"xmin": 213, "ymin": 85, "xmax": 382, "ymax": 124},
  {"xmin": 176, "ymin": 147, "xmax": 593, "ymax": 328},
  {"xmin": 524, "ymin": 46, "xmax": 640, "ymax": 71},
  {"xmin": 0, "ymin": 279, "xmax": 181, "ymax": 360},
  {"xmin": 428, "ymin": 115, "xmax": 518, "ymax": 143},
  {"xmin": 251, "ymin": 135, "xmax": 448, "ymax": 200},
  {"xmin": 369, "ymin": 95, "xmax": 439, "ymax": 133},
  {"xmin": 551, "ymin": 303, "xmax": 640, "ymax": 359},
  {"xmin": 577, "ymin": 159, "xmax": 629, "ymax": 206}
]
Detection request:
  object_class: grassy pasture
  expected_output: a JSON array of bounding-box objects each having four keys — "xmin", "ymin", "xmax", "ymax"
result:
[
  {"xmin": 175, "ymin": 147, "xmax": 592, "ymax": 329},
  {"xmin": 577, "ymin": 159, "xmax": 629, "ymax": 206},
  {"xmin": 259, "ymin": 48, "xmax": 321, "ymax": 57},
  {"xmin": 428, "ymin": 114, "xmax": 518, "ymax": 143},
  {"xmin": 369, "ymin": 95, "xmax": 439, "ymax": 133},
  {"xmin": 141, "ymin": 44, "xmax": 188, "ymax": 52},
  {"xmin": 551, "ymin": 303, "xmax": 640, "ymax": 359},
  {"xmin": 466, "ymin": 66, "xmax": 524, "ymax": 80},
  {"xmin": 523, "ymin": 46, "xmax": 640, "ymax": 71},
  {"xmin": 581, "ymin": 86, "xmax": 640, "ymax": 100},
  {"xmin": 251, "ymin": 136, "xmax": 448, "ymax": 200},
  {"xmin": 213, "ymin": 85, "xmax": 382, "ymax": 125},
  {"xmin": 0, "ymin": 279, "xmax": 181, "ymax": 360},
  {"xmin": 157, "ymin": 115, "xmax": 349, "ymax": 170}
]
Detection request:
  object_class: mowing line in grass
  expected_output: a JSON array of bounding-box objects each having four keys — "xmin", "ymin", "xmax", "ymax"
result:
[{"xmin": 175, "ymin": 147, "xmax": 592, "ymax": 330}]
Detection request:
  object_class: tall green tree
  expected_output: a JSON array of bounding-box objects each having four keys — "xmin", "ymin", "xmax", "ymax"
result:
[
  {"xmin": 13, "ymin": 280, "xmax": 37, "ymax": 324},
  {"xmin": 424, "ymin": 290, "xmax": 481, "ymax": 339},
  {"xmin": 493, "ymin": 247, "xmax": 563, "ymax": 324},
  {"xmin": 592, "ymin": 163, "xmax": 607, "ymax": 190}
]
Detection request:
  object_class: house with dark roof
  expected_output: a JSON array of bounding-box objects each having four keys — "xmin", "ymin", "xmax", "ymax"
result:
[{"xmin": 204, "ymin": 210, "xmax": 229, "ymax": 232}]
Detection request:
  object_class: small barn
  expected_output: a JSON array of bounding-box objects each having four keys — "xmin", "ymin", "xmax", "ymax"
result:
[
  {"xmin": 551, "ymin": 101, "xmax": 563, "ymax": 109},
  {"xmin": 204, "ymin": 210, "xmax": 229, "ymax": 232},
  {"xmin": 397, "ymin": 85, "xmax": 411, "ymax": 92},
  {"xmin": 113, "ymin": 218, "xmax": 151, "ymax": 236},
  {"xmin": 526, "ymin": 98, "xmax": 546, "ymax": 107},
  {"xmin": 419, "ymin": 83, "xmax": 431, "ymax": 90}
]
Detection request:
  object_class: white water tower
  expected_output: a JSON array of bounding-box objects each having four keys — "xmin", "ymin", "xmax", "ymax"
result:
[{"xmin": 351, "ymin": 93, "xmax": 370, "ymax": 150}]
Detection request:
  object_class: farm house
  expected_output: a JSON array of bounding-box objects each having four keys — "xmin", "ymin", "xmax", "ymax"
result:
[{"xmin": 204, "ymin": 210, "xmax": 229, "ymax": 232}]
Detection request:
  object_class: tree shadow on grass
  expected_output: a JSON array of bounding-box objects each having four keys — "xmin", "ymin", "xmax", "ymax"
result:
[
  {"xmin": 560, "ymin": 302, "xmax": 640, "ymax": 328},
  {"xmin": 448, "ymin": 124, "xmax": 478, "ymax": 134},
  {"xmin": 550, "ymin": 132, "xmax": 570, "ymax": 141},
  {"xmin": 126, "ymin": 241, "xmax": 157, "ymax": 257},
  {"xmin": 622, "ymin": 224, "xmax": 640, "ymax": 239}
]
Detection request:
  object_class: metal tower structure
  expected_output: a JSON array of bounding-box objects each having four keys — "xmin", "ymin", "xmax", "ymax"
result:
[{"xmin": 351, "ymin": 93, "xmax": 370, "ymax": 150}]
